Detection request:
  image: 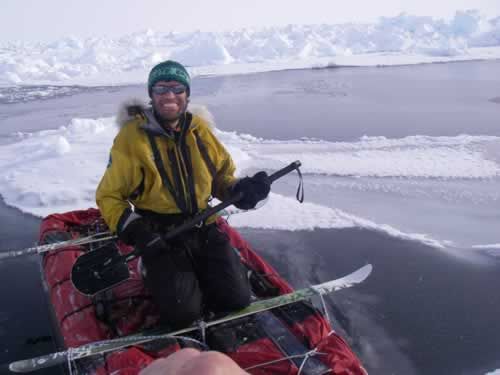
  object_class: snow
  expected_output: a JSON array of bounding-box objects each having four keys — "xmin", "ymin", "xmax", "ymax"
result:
[
  {"xmin": 471, "ymin": 244, "xmax": 500, "ymax": 258},
  {"xmin": 472, "ymin": 244, "xmax": 500, "ymax": 249},
  {"xmin": 0, "ymin": 112, "xmax": 498, "ymax": 249},
  {"xmin": 226, "ymin": 134, "xmax": 500, "ymax": 179},
  {"xmin": 1, "ymin": 10, "xmax": 500, "ymax": 87}
]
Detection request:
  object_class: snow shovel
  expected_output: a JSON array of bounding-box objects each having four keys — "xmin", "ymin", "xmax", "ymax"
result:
[{"xmin": 71, "ymin": 161, "xmax": 303, "ymax": 296}]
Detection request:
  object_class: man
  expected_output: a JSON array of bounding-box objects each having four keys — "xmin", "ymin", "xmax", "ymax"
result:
[{"xmin": 96, "ymin": 60, "xmax": 270, "ymax": 328}]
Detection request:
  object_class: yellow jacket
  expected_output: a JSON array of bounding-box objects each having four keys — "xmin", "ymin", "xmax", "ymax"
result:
[{"xmin": 96, "ymin": 106, "xmax": 237, "ymax": 233}]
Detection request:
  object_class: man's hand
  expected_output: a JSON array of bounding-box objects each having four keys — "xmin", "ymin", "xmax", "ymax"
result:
[
  {"xmin": 233, "ymin": 171, "xmax": 271, "ymax": 210},
  {"xmin": 139, "ymin": 348, "xmax": 248, "ymax": 375},
  {"xmin": 118, "ymin": 218, "xmax": 168, "ymax": 256}
]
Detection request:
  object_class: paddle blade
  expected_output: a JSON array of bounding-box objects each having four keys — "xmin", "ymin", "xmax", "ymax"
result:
[{"xmin": 71, "ymin": 246, "xmax": 130, "ymax": 296}]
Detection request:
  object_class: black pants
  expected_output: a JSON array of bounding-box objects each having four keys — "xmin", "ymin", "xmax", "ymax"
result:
[{"xmin": 141, "ymin": 223, "xmax": 251, "ymax": 329}]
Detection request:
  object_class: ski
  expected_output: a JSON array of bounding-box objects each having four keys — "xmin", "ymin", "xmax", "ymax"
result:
[
  {"xmin": 0, "ymin": 209, "xmax": 256, "ymax": 261},
  {"xmin": 0, "ymin": 208, "xmax": 248, "ymax": 262},
  {"xmin": 0, "ymin": 232, "xmax": 116, "ymax": 260},
  {"xmin": 8, "ymin": 264, "xmax": 372, "ymax": 373}
]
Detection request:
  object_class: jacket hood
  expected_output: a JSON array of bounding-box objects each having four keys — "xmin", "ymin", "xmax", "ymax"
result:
[{"xmin": 116, "ymin": 99, "xmax": 215, "ymax": 137}]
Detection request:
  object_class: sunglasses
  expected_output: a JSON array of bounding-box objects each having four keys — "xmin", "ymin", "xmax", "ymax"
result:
[{"xmin": 151, "ymin": 84, "xmax": 187, "ymax": 95}]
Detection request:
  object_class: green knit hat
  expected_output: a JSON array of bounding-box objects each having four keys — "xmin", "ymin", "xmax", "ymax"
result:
[{"xmin": 148, "ymin": 60, "xmax": 191, "ymax": 97}]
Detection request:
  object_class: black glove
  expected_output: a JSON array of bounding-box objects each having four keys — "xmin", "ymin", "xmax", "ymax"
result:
[
  {"xmin": 118, "ymin": 218, "xmax": 168, "ymax": 256},
  {"xmin": 233, "ymin": 171, "xmax": 271, "ymax": 210}
]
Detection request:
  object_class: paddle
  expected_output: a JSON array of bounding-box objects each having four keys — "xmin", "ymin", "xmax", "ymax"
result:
[{"xmin": 71, "ymin": 161, "xmax": 303, "ymax": 296}]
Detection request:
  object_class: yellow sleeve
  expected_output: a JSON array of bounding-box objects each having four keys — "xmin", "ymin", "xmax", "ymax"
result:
[
  {"xmin": 204, "ymin": 127, "xmax": 238, "ymax": 201},
  {"xmin": 96, "ymin": 131, "xmax": 140, "ymax": 233}
]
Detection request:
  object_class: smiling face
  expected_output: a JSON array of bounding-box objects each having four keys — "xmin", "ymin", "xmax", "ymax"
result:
[{"xmin": 150, "ymin": 80, "xmax": 188, "ymax": 128}]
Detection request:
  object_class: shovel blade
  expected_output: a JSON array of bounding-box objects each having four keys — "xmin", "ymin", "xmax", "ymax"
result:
[{"xmin": 71, "ymin": 246, "xmax": 131, "ymax": 296}]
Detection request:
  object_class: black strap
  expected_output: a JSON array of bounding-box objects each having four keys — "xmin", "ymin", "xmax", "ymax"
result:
[
  {"xmin": 146, "ymin": 132, "xmax": 188, "ymax": 213},
  {"xmin": 193, "ymin": 129, "xmax": 218, "ymax": 199},
  {"xmin": 179, "ymin": 113, "xmax": 198, "ymax": 214},
  {"xmin": 295, "ymin": 167, "xmax": 304, "ymax": 203},
  {"xmin": 193, "ymin": 130, "xmax": 217, "ymax": 179}
]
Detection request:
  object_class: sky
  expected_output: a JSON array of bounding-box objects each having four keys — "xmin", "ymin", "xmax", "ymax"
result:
[{"xmin": 1, "ymin": 0, "xmax": 500, "ymax": 44}]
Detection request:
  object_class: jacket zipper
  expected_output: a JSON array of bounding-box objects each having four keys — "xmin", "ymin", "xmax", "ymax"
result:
[
  {"xmin": 175, "ymin": 145, "xmax": 193, "ymax": 213},
  {"xmin": 167, "ymin": 145, "xmax": 189, "ymax": 214}
]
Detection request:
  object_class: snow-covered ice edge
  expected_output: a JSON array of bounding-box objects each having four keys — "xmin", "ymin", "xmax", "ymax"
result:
[{"xmin": 1, "ymin": 113, "xmax": 499, "ymax": 249}]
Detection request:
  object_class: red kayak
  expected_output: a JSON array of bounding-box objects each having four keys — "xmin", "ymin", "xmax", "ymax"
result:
[{"xmin": 39, "ymin": 208, "xmax": 366, "ymax": 374}]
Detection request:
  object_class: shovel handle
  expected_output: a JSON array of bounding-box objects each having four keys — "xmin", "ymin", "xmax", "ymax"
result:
[
  {"xmin": 165, "ymin": 160, "xmax": 301, "ymax": 238},
  {"xmin": 268, "ymin": 160, "xmax": 301, "ymax": 183},
  {"xmin": 127, "ymin": 161, "xmax": 302, "ymax": 260}
]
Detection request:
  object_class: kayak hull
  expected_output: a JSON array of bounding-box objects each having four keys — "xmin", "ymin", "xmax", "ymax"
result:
[{"xmin": 39, "ymin": 208, "xmax": 365, "ymax": 374}]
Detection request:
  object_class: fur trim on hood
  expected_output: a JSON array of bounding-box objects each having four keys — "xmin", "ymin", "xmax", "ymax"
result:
[{"xmin": 116, "ymin": 99, "xmax": 216, "ymax": 129}]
